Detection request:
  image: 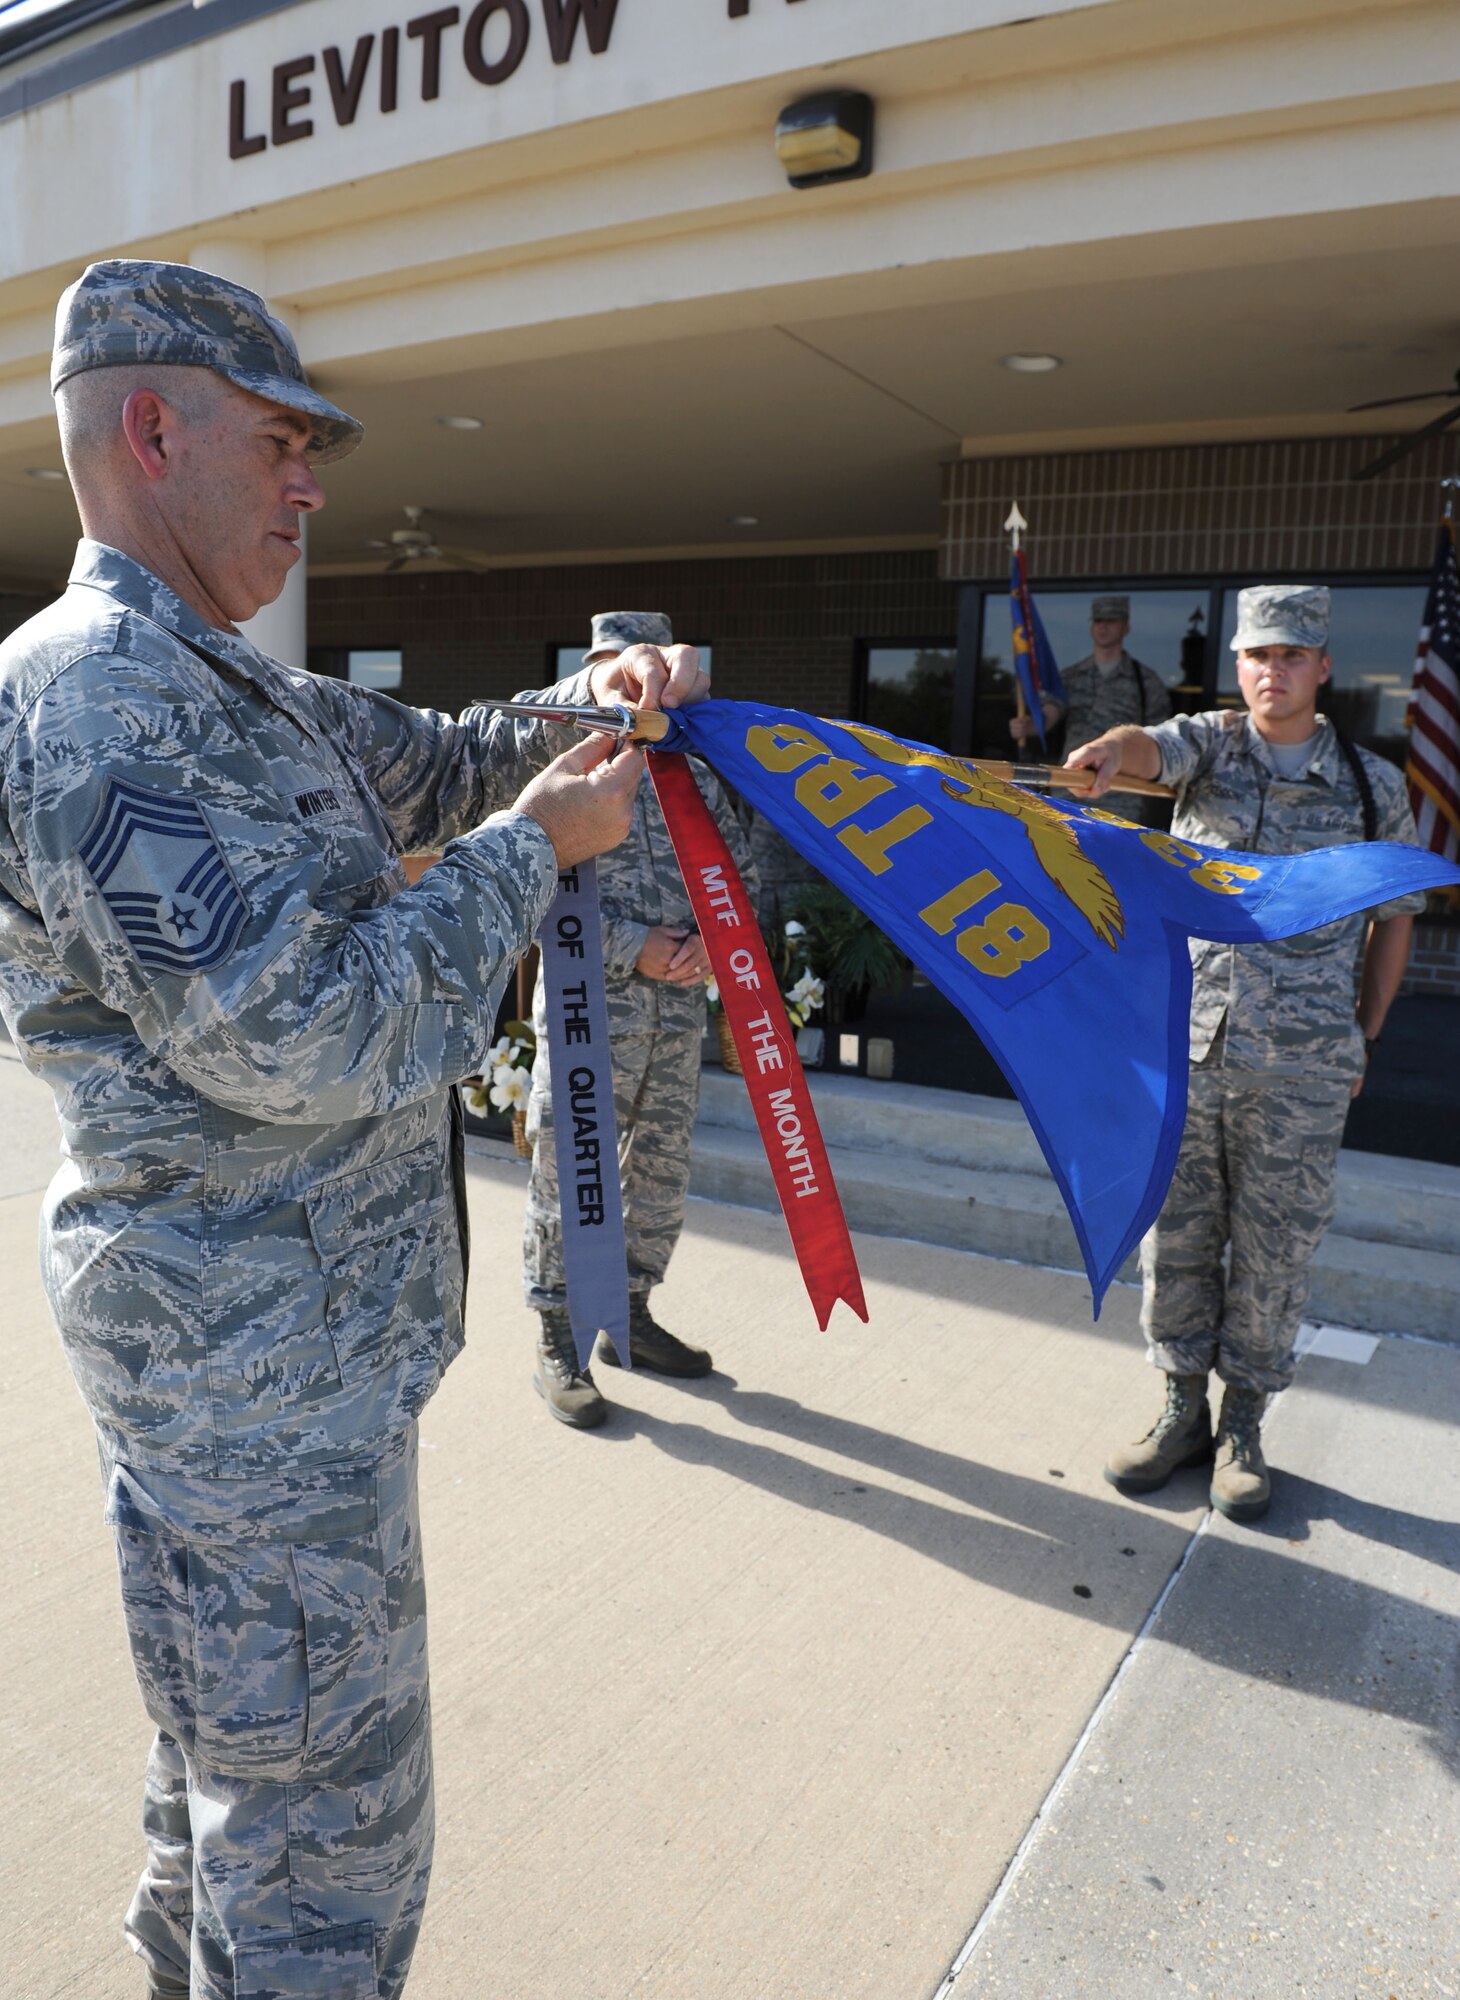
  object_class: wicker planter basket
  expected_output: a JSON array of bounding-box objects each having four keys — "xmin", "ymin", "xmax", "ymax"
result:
[
  {"xmin": 714, "ymin": 1011, "xmax": 742, "ymax": 1075},
  {"xmin": 511, "ymin": 1107, "xmax": 532, "ymax": 1159}
]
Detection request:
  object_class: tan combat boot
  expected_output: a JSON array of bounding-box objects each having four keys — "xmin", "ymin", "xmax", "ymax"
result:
[
  {"xmin": 1103, "ymin": 1372, "xmax": 1213, "ymax": 1494},
  {"xmin": 596, "ymin": 1296, "xmax": 712, "ymax": 1378},
  {"xmin": 1210, "ymin": 1384, "xmax": 1270, "ymax": 1522},
  {"xmin": 533, "ymin": 1307, "xmax": 608, "ymax": 1429}
]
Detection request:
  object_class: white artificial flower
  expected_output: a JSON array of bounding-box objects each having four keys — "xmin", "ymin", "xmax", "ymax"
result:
[
  {"xmin": 705, "ymin": 977, "xmax": 720, "ymax": 1006},
  {"xmin": 783, "ymin": 920, "xmax": 805, "ymax": 939},
  {"xmin": 463, "ymin": 1081, "xmax": 491, "ymax": 1115},
  {"xmin": 491, "ymin": 1060, "xmax": 516, "ymax": 1089},
  {"xmin": 489, "ymin": 1035, "xmax": 513, "ymax": 1067},
  {"xmin": 788, "ymin": 973, "xmax": 824, "ymax": 1015},
  {"xmin": 490, "ymin": 1067, "xmax": 530, "ymax": 1112}
]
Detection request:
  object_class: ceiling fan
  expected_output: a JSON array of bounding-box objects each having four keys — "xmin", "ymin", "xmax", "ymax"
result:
[
  {"xmin": 363, "ymin": 505, "xmax": 494, "ymax": 572},
  {"xmin": 1349, "ymin": 366, "xmax": 1460, "ymax": 481}
]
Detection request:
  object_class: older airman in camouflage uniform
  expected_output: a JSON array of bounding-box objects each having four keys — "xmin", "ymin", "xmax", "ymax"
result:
[
  {"xmin": 1070, "ymin": 585, "xmax": 1422, "ymax": 1523},
  {"xmin": 524, "ymin": 612, "xmax": 756, "ymax": 1427},
  {"xmin": 0, "ymin": 261, "xmax": 700, "ymax": 1998}
]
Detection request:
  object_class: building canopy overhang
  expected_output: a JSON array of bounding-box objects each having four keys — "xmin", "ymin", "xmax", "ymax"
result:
[{"xmin": 1, "ymin": 0, "xmax": 1458, "ymax": 590}]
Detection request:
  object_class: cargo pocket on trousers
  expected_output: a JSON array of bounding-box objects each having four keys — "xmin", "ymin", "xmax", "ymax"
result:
[
  {"xmin": 185, "ymin": 1526, "xmax": 391, "ymax": 1784},
  {"xmin": 233, "ymin": 1919, "xmax": 377, "ymax": 1999},
  {"xmin": 304, "ymin": 1139, "xmax": 454, "ymax": 1388}
]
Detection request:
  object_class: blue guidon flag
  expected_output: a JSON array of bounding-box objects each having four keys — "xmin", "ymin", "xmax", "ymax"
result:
[
  {"xmin": 649, "ymin": 700, "xmax": 1460, "ymax": 1311},
  {"xmin": 79, "ymin": 779, "xmax": 249, "ymax": 974}
]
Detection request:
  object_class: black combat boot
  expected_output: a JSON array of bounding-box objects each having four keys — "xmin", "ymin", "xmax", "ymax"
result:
[
  {"xmin": 533, "ymin": 1307, "xmax": 608, "ymax": 1428},
  {"xmin": 1103, "ymin": 1372, "xmax": 1213, "ymax": 1494},
  {"xmin": 596, "ymin": 1295, "xmax": 712, "ymax": 1378},
  {"xmin": 1210, "ymin": 1384, "xmax": 1271, "ymax": 1522}
]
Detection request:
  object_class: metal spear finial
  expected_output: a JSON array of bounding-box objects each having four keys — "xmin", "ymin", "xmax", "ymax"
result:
[{"xmin": 1004, "ymin": 502, "xmax": 1028, "ymax": 553}]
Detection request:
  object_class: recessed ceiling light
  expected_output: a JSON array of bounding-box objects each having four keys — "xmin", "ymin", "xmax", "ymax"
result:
[
  {"xmin": 1000, "ymin": 353, "xmax": 1062, "ymax": 374},
  {"xmin": 436, "ymin": 415, "xmax": 484, "ymax": 431},
  {"xmin": 728, "ymin": 514, "xmax": 760, "ymax": 527},
  {"xmin": 27, "ymin": 466, "xmax": 66, "ymax": 480}
]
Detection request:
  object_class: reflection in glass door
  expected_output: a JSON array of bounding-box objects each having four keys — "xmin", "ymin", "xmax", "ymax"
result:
[
  {"xmin": 860, "ymin": 643, "xmax": 957, "ymax": 751},
  {"xmin": 974, "ymin": 588, "xmax": 1211, "ymax": 755}
]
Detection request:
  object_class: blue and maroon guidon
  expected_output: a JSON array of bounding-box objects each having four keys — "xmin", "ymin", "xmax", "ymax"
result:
[
  {"xmin": 1009, "ymin": 553, "xmax": 1067, "ymax": 753},
  {"xmin": 654, "ymin": 700, "xmax": 1460, "ymax": 1311},
  {"xmin": 78, "ymin": 778, "xmax": 249, "ymax": 974}
]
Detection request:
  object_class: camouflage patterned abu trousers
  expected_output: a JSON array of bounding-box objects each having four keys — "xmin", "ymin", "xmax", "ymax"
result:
[
  {"xmin": 105, "ymin": 1426, "xmax": 432, "ymax": 1998},
  {"xmin": 1140, "ymin": 1061, "xmax": 1352, "ymax": 1394},
  {"xmin": 523, "ymin": 1019, "xmax": 703, "ymax": 1310}
]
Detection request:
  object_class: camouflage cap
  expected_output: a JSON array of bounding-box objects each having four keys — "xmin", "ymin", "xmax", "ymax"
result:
[
  {"xmin": 584, "ymin": 610, "xmax": 673, "ymax": 662},
  {"xmin": 1230, "ymin": 584, "xmax": 1330, "ymax": 651},
  {"xmin": 1090, "ymin": 595, "xmax": 1130, "ymax": 622},
  {"xmin": 51, "ymin": 259, "xmax": 363, "ymax": 463}
]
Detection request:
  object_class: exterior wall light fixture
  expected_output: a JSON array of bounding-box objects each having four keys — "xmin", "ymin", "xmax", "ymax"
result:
[
  {"xmin": 1000, "ymin": 353, "xmax": 1062, "ymax": 374},
  {"xmin": 775, "ymin": 91, "xmax": 873, "ymax": 190},
  {"xmin": 437, "ymin": 415, "xmax": 485, "ymax": 430}
]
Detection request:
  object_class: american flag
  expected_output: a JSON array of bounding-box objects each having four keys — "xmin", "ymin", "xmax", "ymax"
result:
[{"xmin": 1406, "ymin": 526, "xmax": 1460, "ymax": 867}]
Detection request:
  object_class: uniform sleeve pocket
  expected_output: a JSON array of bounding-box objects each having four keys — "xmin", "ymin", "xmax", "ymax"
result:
[{"xmin": 304, "ymin": 1138, "xmax": 453, "ymax": 1387}]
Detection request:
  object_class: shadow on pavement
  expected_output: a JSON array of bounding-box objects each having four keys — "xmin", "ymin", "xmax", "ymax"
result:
[
  {"xmin": 1243, "ymin": 1467, "xmax": 1457, "ymax": 1568},
  {"xmin": 591, "ymin": 1374, "xmax": 1459, "ymax": 1776}
]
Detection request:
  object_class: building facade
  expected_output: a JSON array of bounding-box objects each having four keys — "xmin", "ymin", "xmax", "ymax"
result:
[{"xmin": 2, "ymin": 0, "xmax": 1458, "ymax": 1079}]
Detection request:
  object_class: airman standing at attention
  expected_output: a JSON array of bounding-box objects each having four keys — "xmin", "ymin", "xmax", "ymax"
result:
[
  {"xmin": 1068, "ymin": 585, "xmax": 1422, "ymax": 1523},
  {"xmin": 1013, "ymin": 594, "xmax": 1172, "ymax": 756},
  {"xmin": 523, "ymin": 611, "xmax": 757, "ymax": 1428}
]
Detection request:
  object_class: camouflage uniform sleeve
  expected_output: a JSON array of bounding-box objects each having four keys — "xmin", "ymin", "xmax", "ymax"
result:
[
  {"xmin": 599, "ymin": 915, "xmax": 653, "ymax": 977},
  {"xmin": 317, "ymin": 675, "xmax": 573, "ymax": 852},
  {"xmin": 1146, "ymin": 710, "xmax": 1225, "ymax": 792},
  {"xmin": 1363, "ymin": 751, "xmax": 1429, "ymax": 921},
  {"xmin": 597, "ymin": 791, "xmax": 653, "ymax": 976},
  {"xmin": 1141, "ymin": 664, "xmax": 1173, "ymax": 725},
  {"xmin": 17, "ymin": 654, "xmax": 555, "ymax": 1124}
]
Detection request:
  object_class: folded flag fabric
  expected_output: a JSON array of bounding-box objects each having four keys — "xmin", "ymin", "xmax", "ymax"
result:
[{"xmin": 655, "ymin": 700, "xmax": 1460, "ymax": 1310}]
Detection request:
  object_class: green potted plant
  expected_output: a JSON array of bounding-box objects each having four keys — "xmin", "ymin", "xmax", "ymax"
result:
[{"xmin": 786, "ymin": 882, "xmax": 908, "ymax": 1027}]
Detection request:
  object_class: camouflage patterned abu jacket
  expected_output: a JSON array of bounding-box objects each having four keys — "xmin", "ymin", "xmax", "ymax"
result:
[
  {"xmin": 1057, "ymin": 652, "xmax": 1172, "ymax": 754},
  {"xmin": 0, "ymin": 542, "xmax": 569, "ymax": 1477},
  {"xmin": 1148, "ymin": 709, "xmax": 1425, "ymax": 1081}
]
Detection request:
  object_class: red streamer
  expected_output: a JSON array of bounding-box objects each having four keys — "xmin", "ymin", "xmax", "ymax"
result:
[{"xmin": 649, "ymin": 755, "xmax": 868, "ymax": 1330}]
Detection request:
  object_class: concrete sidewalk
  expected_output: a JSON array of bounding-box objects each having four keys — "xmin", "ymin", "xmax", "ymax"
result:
[{"xmin": 2, "ymin": 1045, "xmax": 1455, "ymax": 1999}]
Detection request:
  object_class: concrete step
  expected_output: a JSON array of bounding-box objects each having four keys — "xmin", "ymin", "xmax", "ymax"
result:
[
  {"xmin": 691, "ymin": 1069, "xmax": 1460, "ymax": 1342},
  {"xmin": 690, "ymin": 1122, "xmax": 1096, "ymax": 1275}
]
